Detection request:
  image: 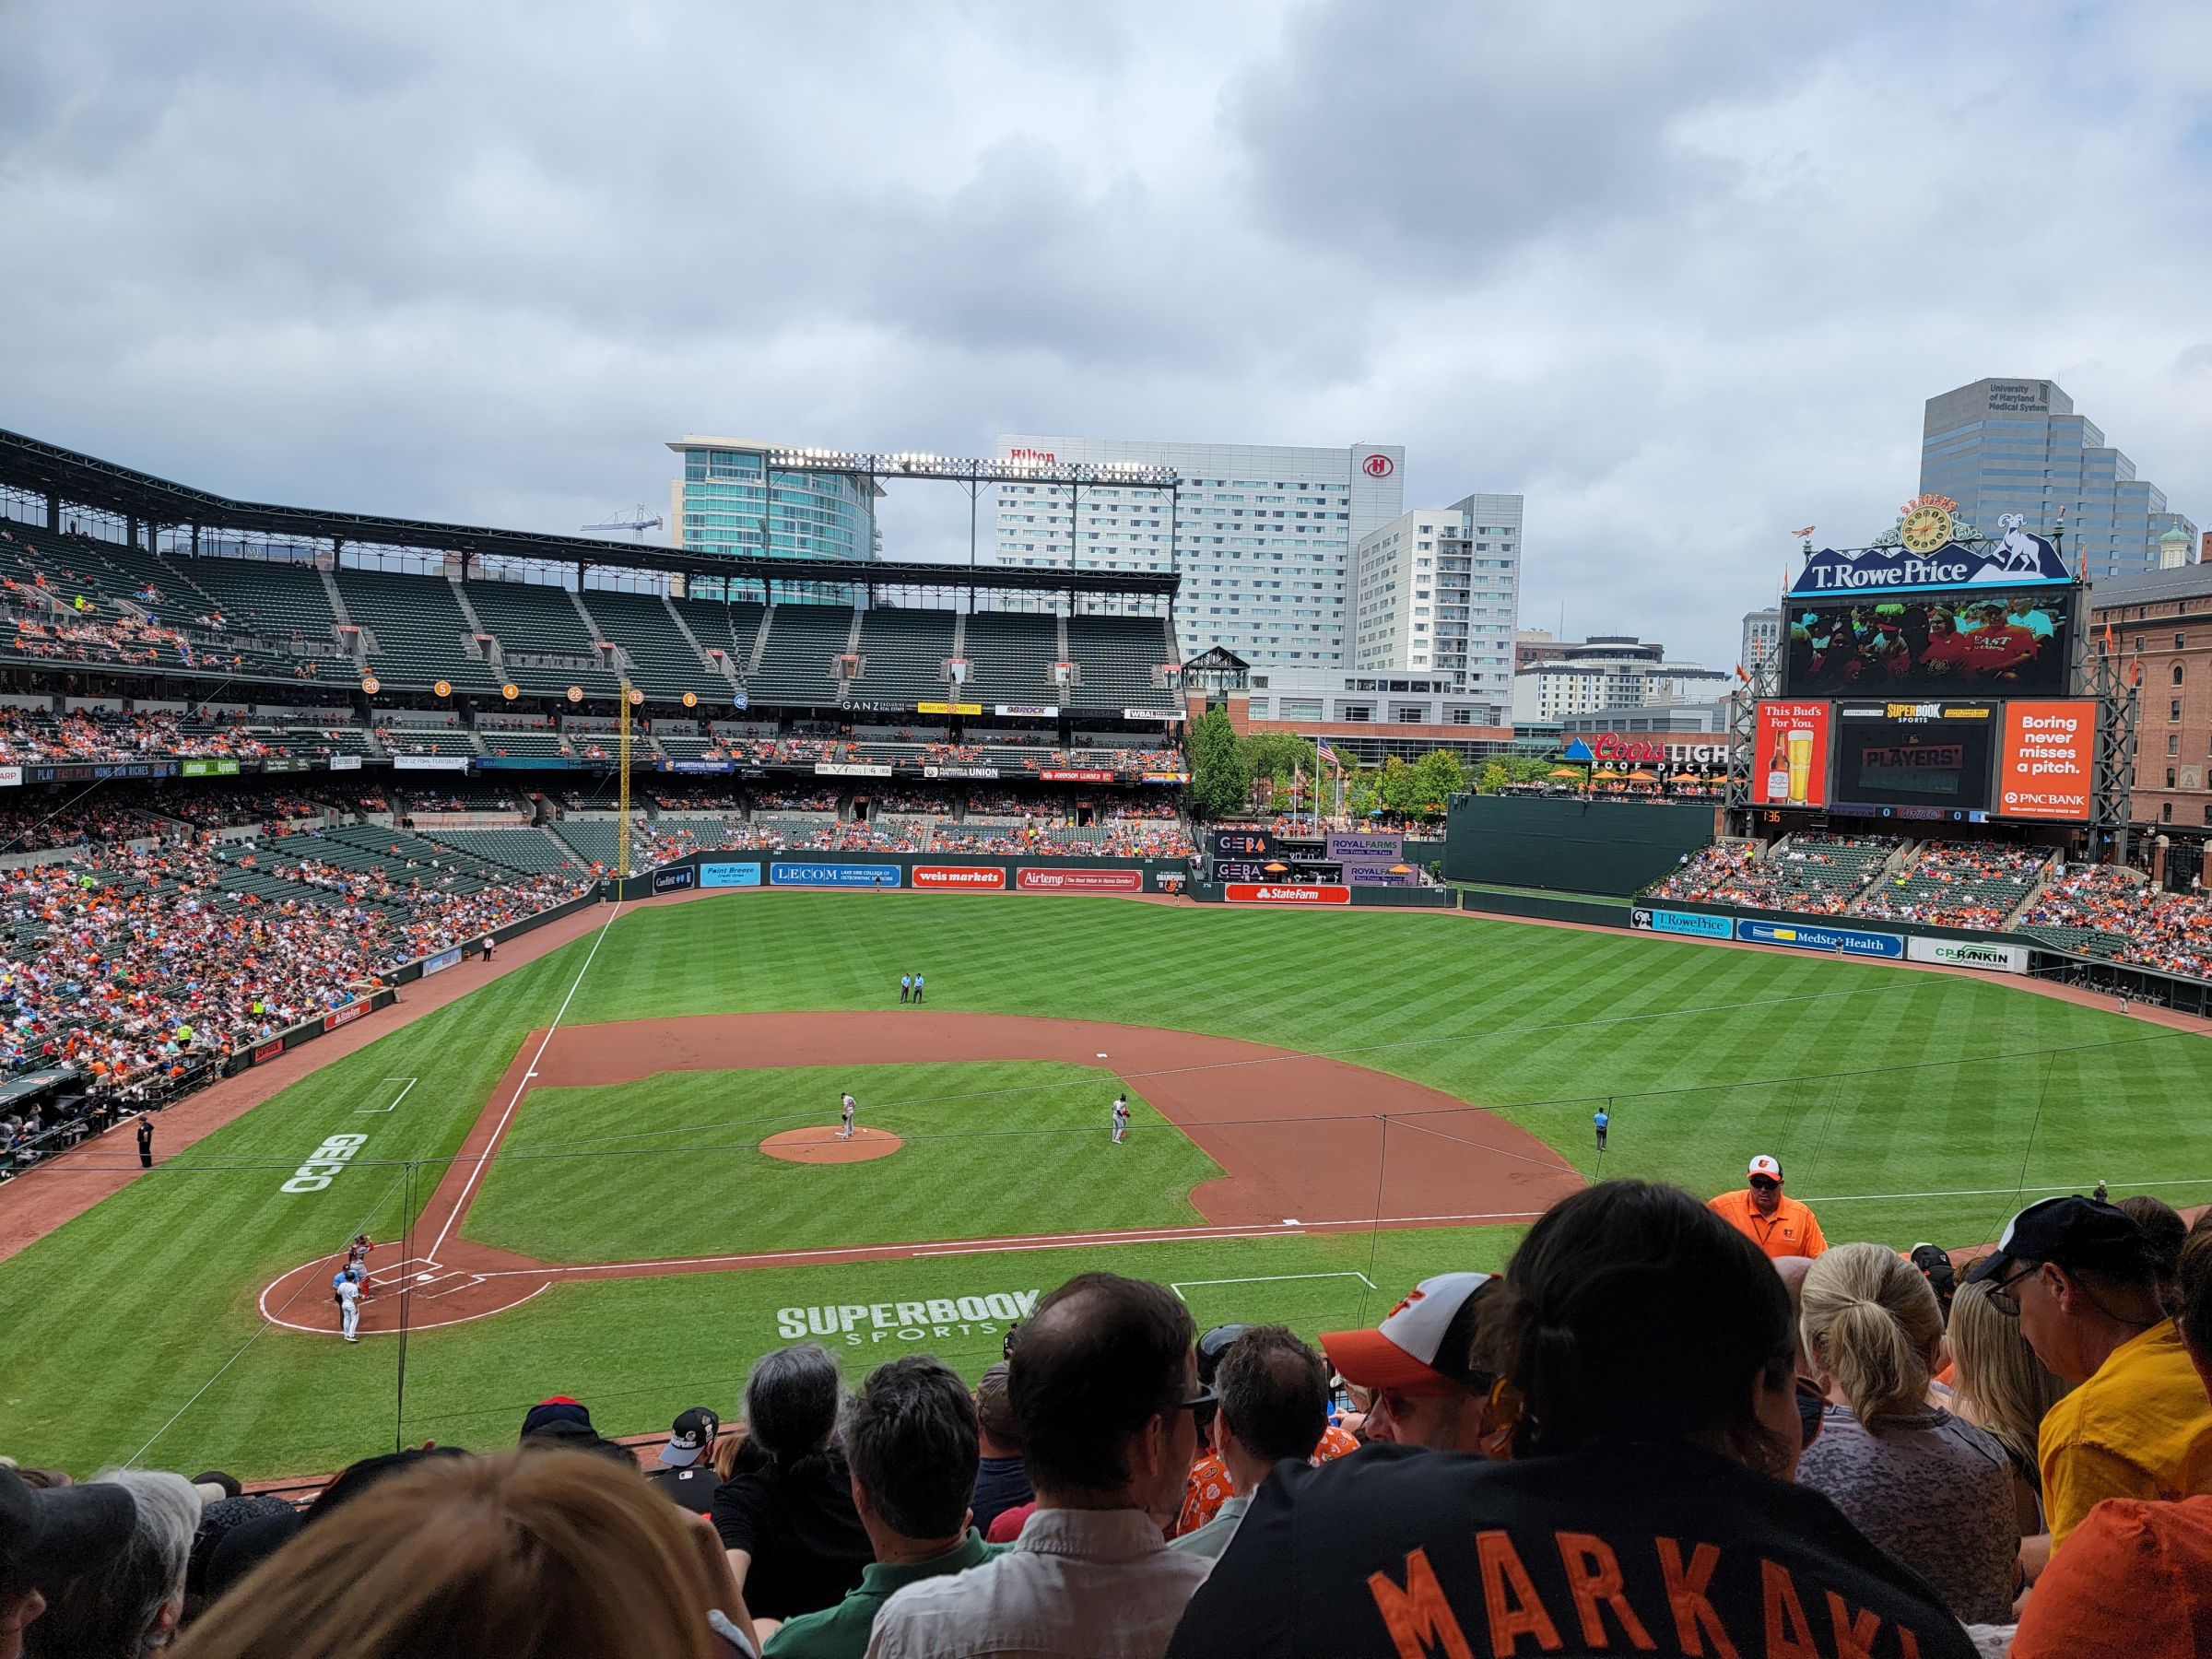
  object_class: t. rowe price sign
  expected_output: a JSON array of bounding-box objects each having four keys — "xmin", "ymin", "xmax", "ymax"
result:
[
  {"xmin": 912, "ymin": 865, "xmax": 1006, "ymax": 889},
  {"xmin": 1224, "ymin": 883, "xmax": 1350, "ymax": 905},
  {"xmin": 1017, "ymin": 867, "xmax": 1142, "ymax": 892},
  {"xmin": 1997, "ymin": 700, "xmax": 2095, "ymax": 821}
]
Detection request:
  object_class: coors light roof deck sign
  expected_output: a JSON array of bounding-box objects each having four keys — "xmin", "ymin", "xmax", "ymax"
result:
[{"xmin": 1789, "ymin": 496, "xmax": 2071, "ymax": 597}]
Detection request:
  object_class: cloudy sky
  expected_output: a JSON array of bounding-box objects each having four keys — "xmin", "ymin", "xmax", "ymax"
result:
[{"xmin": 4, "ymin": 0, "xmax": 2208, "ymax": 667}]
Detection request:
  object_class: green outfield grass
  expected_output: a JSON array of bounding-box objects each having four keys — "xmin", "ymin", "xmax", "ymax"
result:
[
  {"xmin": 1, "ymin": 889, "xmax": 2209, "ymax": 1479},
  {"xmin": 467, "ymin": 1061, "xmax": 1212, "ymax": 1261}
]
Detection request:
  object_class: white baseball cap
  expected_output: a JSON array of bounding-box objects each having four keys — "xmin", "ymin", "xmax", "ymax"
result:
[
  {"xmin": 1747, "ymin": 1155, "xmax": 1783, "ymax": 1183},
  {"xmin": 1319, "ymin": 1271, "xmax": 1497, "ymax": 1391}
]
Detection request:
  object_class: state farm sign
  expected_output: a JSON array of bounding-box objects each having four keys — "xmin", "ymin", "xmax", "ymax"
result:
[
  {"xmin": 1225, "ymin": 883, "xmax": 1350, "ymax": 905},
  {"xmin": 912, "ymin": 865, "xmax": 1006, "ymax": 889}
]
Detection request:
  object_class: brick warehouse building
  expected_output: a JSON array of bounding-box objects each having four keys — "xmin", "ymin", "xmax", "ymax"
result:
[{"xmin": 2091, "ymin": 560, "xmax": 2212, "ymax": 888}]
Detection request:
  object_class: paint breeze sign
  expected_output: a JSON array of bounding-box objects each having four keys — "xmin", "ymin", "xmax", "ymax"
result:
[{"xmin": 776, "ymin": 1287, "xmax": 1042, "ymax": 1346}]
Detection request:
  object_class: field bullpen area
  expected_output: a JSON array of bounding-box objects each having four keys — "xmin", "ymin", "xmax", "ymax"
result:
[{"xmin": 5, "ymin": 888, "xmax": 2211, "ymax": 1478}]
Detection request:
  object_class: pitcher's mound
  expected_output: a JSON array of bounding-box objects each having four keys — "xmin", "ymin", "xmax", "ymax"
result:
[{"xmin": 761, "ymin": 1125, "xmax": 904, "ymax": 1165}]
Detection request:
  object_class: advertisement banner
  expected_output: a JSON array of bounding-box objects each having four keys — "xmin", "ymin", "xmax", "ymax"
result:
[
  {"xmin": 479, "ymin": 757, "xmax": 572, "ymax": 769},
  {"xmin": 1789, "ymin": 527, "xmax": 2069, "ymax": 596},
  {"xmin": 420, "ymin": 947, "xmax": 464, "ymax": 976},
  {"xmin": 329, "ymin": 755, "xmax": 362, "ymax": 771},
  {"xmin": 816, "ymin": 761, "xmax": 895, "ymax": 778},
  {"xmin": 181, "ymin": 759, "xmax": 241, "ymax": 778},
  {"xmin": 1996, "ymin": 700, "xmax": 2095, "ymax": 821},
  {"xmin": 1124, "ymin": 708, "xmax": 1186, "ymax": 722},
  {"xmin": 770, "ymin": 862, "xmax": 903, "ymax": 888},
  {"xmin": 994, "ymin": 704, "xmax": 1060, "ymax": 718},
  {"xmin": 700, "ymin": 862, "xmax": 763, "ymax": 888},
  {"xmin": 323, "ymin": 999, "xmax": 371, "ymax": 1032},
  {"xmin": 1734, "ymin": 918, "xmax": 1904, "ymax": 959},
  {"xmin": 1750, "ymin": 701, "xmax": 1832, "ymax": 808},
  {"xmin": 394, "ymin": 755, "xmax": 471, "ymax": 771},
  {"xmin": 1140, "ymin": 771, "xmax": 1190, "ymax": 784},
  {"xmin": 0, "ymin": 766, "xmax": 18, "ymax": 789},
  {"xmin": 1017, "ymin": 867, "xmax": 1143, "ymax": 893},
  {"xmin": 1224, "ymin": 883, "xmax": 1350, "ymax": 905},
  {"xmin": 1328, "ymin": 833, "xmax": 1404, "ymax": 863},
  {"xmin": 252, "ymin": 1037, "xmax": 286, "ymax": 1064},
  {"xmin": 923, "ymin": 766, "xmax": 1001, "ymax": 780},
  {"xmin": 915, "ymin": 701, "xmax": 983, "ymax": 716},
  {"xmin": 1832, "ymin": 700, "xmax": 1997, "ymax": 817},
  {"xmin": 1208, "ymin": 830, "xmax": 1277, "ymax": 859},
  {"xmin": 912, "ymin": 865, "xmax": 1007, "ymax": 890},
  {"xmin": 1630, "ymin": 906, "xmax": 1735, "ymax": 940},
  {"xmin": 1039, "ymin": 769, "xmax": 1114, "ymax": 783},
  {"xmin": 658, "ymin": 759, "xmax": 735, "ymax": 774},
  {"xmin": 260, "ymin": 757, "xmax": 312, "ymax": 773},
  {"xmin": 1339, "ymin": 860, "xmax": 1415, "ymax": 888},
  {"xmin": 1905, "ymin": 936, "xmax": 2028, "ymax": 974}
]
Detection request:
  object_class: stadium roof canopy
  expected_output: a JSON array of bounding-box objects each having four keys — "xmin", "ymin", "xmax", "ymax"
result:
[{"xmin": 0, "ymin": 427, "xmax": 1179, "ymax": 600}]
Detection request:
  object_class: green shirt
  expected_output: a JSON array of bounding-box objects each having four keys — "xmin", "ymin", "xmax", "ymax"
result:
[{"xmin": 764, "ymin": 1530, "xmax": 1005, "ymax": 1659}]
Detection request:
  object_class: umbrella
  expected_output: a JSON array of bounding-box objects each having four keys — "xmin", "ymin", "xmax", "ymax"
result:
[
  {"xmin": 1263, "ymin": 861, "xmax": 1288, "ymax": 873},
  {"xmin": 1387, "ymin": 864, "xmax": 1413, "ymax": 875},
  {"xmin": 1627, "ymin": 769, "xmax": 1660, "ymax": 782},
  {"xmin": 1669, "ymin": 771, "xmax": 1700, "ymax": 783},
  {"xmin": 1547, "ymin": 766, "xmax": 1583, "ymax": 779}
]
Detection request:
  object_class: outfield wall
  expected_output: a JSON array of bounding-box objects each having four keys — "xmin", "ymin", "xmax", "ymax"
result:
[
  {"xmin": 1443, "ymin": 796, "xmax": 1715, "ymax": 896},
  {"xmin": 605, "ymin": 853, "xmax": 1194, "ymax": 903}
]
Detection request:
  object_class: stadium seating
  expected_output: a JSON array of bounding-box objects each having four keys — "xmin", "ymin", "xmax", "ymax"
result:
[
  {"xmin": 577, "ymin": 588, "xmax": 720, "ymax": 700},
  {"xmin": 334, "ymin": 568, "xmax": 500, "ymax": 693},
  {"xmin": 1650, "ymin": 834, "xmax": 1902, "ymax": 916},
  {"xmin": 853, "ymin": 607, "xmax": 959, "ymax": 704},
  {"xmin": 418, "ymin": 826, "xmax": 579, "ymax": 875},
  {"xmin": 677, "ymin": 597, "xmax": 770, "ymax": 681},
  {"xmin": 748, "ymin": 603, "xmax": 857, "ymax": 705},
  {"xmin": 1854, "ymin": 841, "xmax": 2052, "ymax": 930},
  {"xmin": 1065, "ymin": 613, "xmax": 1177, "ymax": 711},
  {"xmin": 462, "ymin": 580, "xmax": 620, "ymax": 698},
  {"xmin": 959, "ymin": 610, "xmax": 1061, "ymax": 705}
]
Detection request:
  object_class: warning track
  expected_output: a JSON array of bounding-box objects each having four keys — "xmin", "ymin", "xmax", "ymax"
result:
[{"xmin": 259, "ymin": 1011, "xmax": 1582, "ymax": 1335}]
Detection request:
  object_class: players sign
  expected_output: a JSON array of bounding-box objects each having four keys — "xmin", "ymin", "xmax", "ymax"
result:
[{"xmin": 1997, "ymin": 700, "xmax": 2095, "ymax": 821}]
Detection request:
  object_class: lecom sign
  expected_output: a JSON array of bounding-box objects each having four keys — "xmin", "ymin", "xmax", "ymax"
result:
[
  {"xmin": 912, "ymin": 865, "xmax": 1006, "ymax": 889},
  {"xmin": 1362, "ymin": 453, "xmax": 1395, "ymax": 478},
  {"xmin": 1225, "ymin": 883, "xmax": 1350, "ymax": 905},
  {"xmin": 1017, "ymin": 867, "xmax": 1142, "ymax": 892}
]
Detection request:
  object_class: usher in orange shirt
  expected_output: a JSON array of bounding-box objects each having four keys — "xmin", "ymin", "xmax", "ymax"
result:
[{"xmin": 1707, "ymin": 1188, "xmax": 1828, "ymax": 1259}]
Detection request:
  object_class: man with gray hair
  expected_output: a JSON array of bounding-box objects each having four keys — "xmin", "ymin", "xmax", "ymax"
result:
[{"xmin": 24, "ymin": 1468, "xmax": 199, "ymax": 1659}]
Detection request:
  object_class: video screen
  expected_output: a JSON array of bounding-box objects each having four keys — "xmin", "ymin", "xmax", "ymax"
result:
[
  {"xmin": 1783, "ymin": 589, "xmax": 2071, "ymax": 698},
  {"xmin": 1831, "ymin": 701, "xmax": 1997, "ymax": 813}
]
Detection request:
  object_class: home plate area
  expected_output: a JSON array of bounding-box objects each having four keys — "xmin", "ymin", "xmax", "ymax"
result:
[{"xmin": 255, "ymin": 1010, "xmax": 1579, "ymax": 1336}]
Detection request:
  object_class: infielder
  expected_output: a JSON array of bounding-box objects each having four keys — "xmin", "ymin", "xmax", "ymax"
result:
[
  {"xmin": 336, "ymin": 1268, "xmax": 363, "ymax": 1343},
  {"xmin": 839, "ymin": 1091, "xmax": 858, "ymax": 1140},
  {"xmin": 1111, "ymin": 1093, "xmax": 1130, "ymax": 1145}
]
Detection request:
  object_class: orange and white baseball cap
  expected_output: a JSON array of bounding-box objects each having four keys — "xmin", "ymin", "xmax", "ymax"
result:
[
  {"xmin": 1319, "ymin": 1272, "xmax": 1498, "ymax": 1392},
  {"xmin": 1747, "ymin": 1155, "xmax": 1783, "ymax": 1183}
]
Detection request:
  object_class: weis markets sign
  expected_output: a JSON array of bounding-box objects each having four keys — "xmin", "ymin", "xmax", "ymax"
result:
[
  {"xmin": 912, "ymin": 865, "xmax": 1006, "ymax": 889},
  {"xmin": 777, "ymin": 1287, "xmax": 1041, "ymax": 1346}
]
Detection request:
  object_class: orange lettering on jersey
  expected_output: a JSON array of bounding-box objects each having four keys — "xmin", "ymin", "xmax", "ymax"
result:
[
  {"xmin": 1366, "ymin": 1547, "xmax": 1476, "ymax": 1659},
  {"xmin": 1655, "ymin": 1538, "xmax": 1739, "ymax": 1658},
  {"xmin": 1898, "ymin": 1630, "xmax": 1921, "ymax": 1659},
  {"xmin": 1554, "ymin": 1532, "xmax": 1656, "ymax": 1651},
  {"xmin": 1475, "ymin": 1531, "xmax": 1565, "ymax": 1656},
  {"xmin": 1824, "ymin": 1593, "xmax": 1880, "ymax": 1659},
  {"xmin": 1760, "ymin": 1560, "xmax": 1820, "ymax": 1659}
]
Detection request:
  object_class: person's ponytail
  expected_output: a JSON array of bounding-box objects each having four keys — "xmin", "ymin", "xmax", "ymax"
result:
[{"xmin": 1800, "ymin": 1242, "xmax": 1942, "ymax": 1425}]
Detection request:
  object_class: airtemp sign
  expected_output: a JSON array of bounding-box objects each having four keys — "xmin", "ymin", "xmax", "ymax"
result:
[{"xmin": 1789, "ymin": 528, "xmax": 2070, "ymax": 597}]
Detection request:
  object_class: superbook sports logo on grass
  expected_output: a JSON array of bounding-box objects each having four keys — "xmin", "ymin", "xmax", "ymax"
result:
[{"xmin": 777, "ymin": 1288, "xmax": 1043, "ymax": 1346}]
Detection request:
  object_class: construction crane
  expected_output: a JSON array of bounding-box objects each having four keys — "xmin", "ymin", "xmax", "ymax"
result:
[{"xmin": 581, "ymin": 505, "xmax": 664, "ymax": 541}]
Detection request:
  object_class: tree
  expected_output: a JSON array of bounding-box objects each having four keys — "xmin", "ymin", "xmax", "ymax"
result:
[
  {"xmin": 1187, "ymin": 707, "xmax": 1252, "ymax": 821},
  {"xmin": 1408, "ymin": 749, "xmax": 1468, "ymax": 815},
  {"xmin": 1241, "ymin": 730, "xmax": 1319, "ymax": 789}
]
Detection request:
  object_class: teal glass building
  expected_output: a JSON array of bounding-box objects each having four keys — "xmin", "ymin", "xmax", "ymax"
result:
[{"xmin": 666, "ymin": 438, "xmax": 881, "ymax": 564}]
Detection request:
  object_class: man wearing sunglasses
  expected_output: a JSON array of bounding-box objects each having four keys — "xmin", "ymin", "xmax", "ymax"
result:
[
  {"xmin": 1708, "ymin": 1154, "xmax": 1828, "ymax": 1260},
  {"xmin": 1318, "ymin": 1272, "xmax": 1506, "ymax": 1455},
  {"xmin": 1963, "ymin": 1194, "xmax": 2212, "ymax": 1553}
]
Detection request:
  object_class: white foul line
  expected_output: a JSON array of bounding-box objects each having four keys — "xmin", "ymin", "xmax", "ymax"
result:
[
  {"xmin": 429, "ymin": 900, "xmax": 621, "ymax": 1259},
  {"xmin": 1171, "ymin": 1270, "xmax": 1377, "ymax": 1297},
  {"xmin": 356, "ymin": 1077, "xmax": 418, "ymax": 1115}
]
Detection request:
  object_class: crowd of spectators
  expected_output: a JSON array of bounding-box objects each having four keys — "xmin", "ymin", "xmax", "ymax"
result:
[
  {"xmin": 2019, "ymin": 864, "xmax": 2212, "ymax": 982},
  {"xmin": 9, "ymin": 1182, "xmax": 2204, "ymax": 1656},
  {"xmin": 0, "ymin": 708, "xmax": 289, "ymax": 767},
  {"xmin": 1857, "ymin": 842, "xmax": 2053, "ymax": 932}
]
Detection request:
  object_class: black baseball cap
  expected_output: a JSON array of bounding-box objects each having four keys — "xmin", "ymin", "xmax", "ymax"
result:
[
  {"xmin": 1196, "ymin": 1324, "xmax": 1251, "ymax": 1387},
  {"xmin": 1964, "ymin": 1195, "xmax": 2152, "ymax": 1286},
  {"xmin": 0, "ymin": 1465, "xmax": 135, "ymax": 1594},
  {"xmin": 660, "ymin": 1407, "xmax": 721, "ymax": 1468}
]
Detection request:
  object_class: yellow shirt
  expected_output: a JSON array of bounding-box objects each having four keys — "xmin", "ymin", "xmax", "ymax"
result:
[{"xmin": 2040, "ymin": 1319, "xmax": 2212, "ymax": 1550}]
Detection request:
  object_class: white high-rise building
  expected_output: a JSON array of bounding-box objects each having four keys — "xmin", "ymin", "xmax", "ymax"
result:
[
  {"xmin": 989, "ymin": 435, "xmax": 1404, "ymax": 665},
  {"xmin": 1740, "ymin": 607, "xmax": 1782, "ymax": 672},
  {"xmin": 1347, "ymin": 494, "xmax": 1522, "ymax": 717}
]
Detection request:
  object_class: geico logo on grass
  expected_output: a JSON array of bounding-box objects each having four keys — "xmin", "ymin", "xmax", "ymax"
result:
[
  {"xmin": 280, "ymin": 1134, "xmax": 368, "ymax": 1194},
  {"xmin": 777, "ymin": 1288, "xmax": 1041, "ymax": 1346}
]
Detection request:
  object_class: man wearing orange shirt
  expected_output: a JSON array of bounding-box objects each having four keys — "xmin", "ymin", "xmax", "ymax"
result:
[{"xmin": 1708, "ymin": 1154, "xmax": 1827, "ymax": 1259}]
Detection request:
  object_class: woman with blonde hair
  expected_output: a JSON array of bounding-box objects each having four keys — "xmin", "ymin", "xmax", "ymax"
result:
[
  {"xmin": 1946, "ymin": 1276, "xmax": 2072, "ymax": 1535},
  {"xmin": 1795, "ymin": 1241, "xmax": 2017, "ymax": 1624},
  {"xmin": 172, "ymin": 1447, "xmax": 757, "ymax": 1659}
]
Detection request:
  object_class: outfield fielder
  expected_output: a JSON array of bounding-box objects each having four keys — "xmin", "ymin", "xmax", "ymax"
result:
[
  {"xmin": 336, "ymin": 1268, "xmax": 362, "ymax": 1343},
  {"xmin": 1111, "ymin": 1093, "xmax": 1130, "ymax": 1145},
  {"xmin": 839, "ymin": 1091, "xmax": 858, "ymax": 1140}
]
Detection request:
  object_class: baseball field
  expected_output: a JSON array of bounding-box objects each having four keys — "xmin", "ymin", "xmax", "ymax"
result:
[{"xmin": 4, "ymin": 888, "xmax": 2210, "ymax": 1480}]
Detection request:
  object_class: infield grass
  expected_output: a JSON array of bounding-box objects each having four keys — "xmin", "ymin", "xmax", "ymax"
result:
[{"xmin": 2, "ymin": 889, "xmax": 2209, "ymax": 1478}]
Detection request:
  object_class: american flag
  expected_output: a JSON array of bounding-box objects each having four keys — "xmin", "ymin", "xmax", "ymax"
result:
[{"xmin": 1315, "ymin": 740, "xmax": 1340, "ymax": 768}]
